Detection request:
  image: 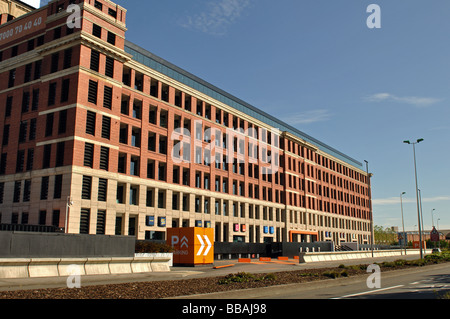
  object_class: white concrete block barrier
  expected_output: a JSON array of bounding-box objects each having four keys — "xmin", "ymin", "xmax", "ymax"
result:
[
  {"xmin": 298, "ymin": 249, "xmax": 432, "ymax": 263},
  {"xmin": 0, "ymin": 257, "xmax": 172, "ymax": 279}
]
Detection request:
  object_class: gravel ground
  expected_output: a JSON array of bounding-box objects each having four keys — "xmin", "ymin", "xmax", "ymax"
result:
[
  {"xmin": 1, "ymin": 257, "xmax": 447, "ymax": 300},
  {"xmin": 0, "ymin": 264, "xmax": 396, "ymax": 299}
]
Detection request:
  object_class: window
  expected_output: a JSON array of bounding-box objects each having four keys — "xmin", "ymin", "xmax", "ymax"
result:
[
  {"xmin": 103, "ymin": 86, "xmax": 112, "ymax": 109},
  {"xmin": 158, "ymin": 163, "xmax": 166, "ymax": 181},
  {"xmin": 24, "ymin": 64, "xmax": 32, "ymax": 83},
  {"xmin": 101, "ymin": 116, "xmax": 111, "ymax": 139},
  {"xmin": 22, "ymin": 91, "xmax": 30, "ymax": 113},
  {"xmin": 92, "ymin": 24, "xmax": 102, "ymax": 38},
  {"xmin": 86, "ymin": 111, "xmax": 96, "ymax": 135},
  {"xmin": 147, "ymin": 160, "xmax": 155, "ymax": 179},
  {"xmin": 61, "ymin": 79, "xmax": 70, "ymax": 102},
  {"xmin": 32, "ymin": 89, "xmax": 39, "ymax": 110},
  {"xmin": 130, "ymin": 156, "xmax": 139, "ymax": 176},
  {"xmin": 97, "ymin": 210, "xmax": 106, "ymax": 235},
  {"xmin": 5, "ymin": 96, "xmax": 13, "ymax": 117},
  {"xmin": 3, "ymin": 124, "xmax": 10, "ymax": 145},
  {"xmin": 58, "ymin": 110, "xmax": 67, "ymax": 134},
  {"xmin": 23, "ymin": 180, "xmax": 31, "ymax": 202},
  {"xmin": 88, "ymin": 80, "xmax": 98, "ymax": 104},
  {"xmin": 98, "ymin": 178, "xmax": 107, "ymax": 202},
  {"xmin": 108, "ymin": 8, "xmax": 117, "ymax": 18},
  {"xmin": 63, "ymin": 48, "xmax": 72, "ymax": 69},
  {"xmin": 40, "ymin": 176, "xmax": 49, "ymax": 200},
  {"xmin": 19, "ymin": 121, "xmax": 27, "ymax": 143},
  {"xmin": 105, "ymin": 56, "xmax": 114, "ymax": 78},
  {"xmin": 51, "ymin": 53, "xmax": 59, "ymax": 73},
  {"xmin": 54, "ymin": 175, "xmax": 62, "ymax": 199},
  {"xmin": 84, "ymin": 143, "xmax": 94, "ymax": 168},
  {"xmin": 148, "ymin": 133, "xmax": 156, "ymax": 152},
  {"xmin": 48, "ymin": 82, "xmax": 57, "ymax": 106},
  {"xmin": 158, "ymin": 190, "xmax": 165, "ymax": 209},
  {"xmin": 11, "ymin": 45, "xmax": 18, "ymax": 57},
  {"xmin": 99, "ymin": 146, "xmax": 109, "ymax": 170},
  {"xmin": 79, "ymin": 209, "xmax": 90, "ymax": 234},
  {"xmin": 34, "ymin": 60, "xmax": 42, "ymax": 80},
  {"xmin": 8, "ymin": 69, "xmax": 16, "ymax": 88},
  {"xmin": 39, "ymin": 210, "xmax": 46, "ymax": 225},
  {"xmin": 26, "ymin": 149, "xmax": 34, "ymax": 171},
  {"xmin": 13, "ymin": 181, "xmax": 21, "ymax": 203},
  {"xmin": 29, "ymin": 119, "xmax": 37, "ymax": 140},
  {"xmin": 94, "ymin": 1, "xmax": 103, "ymax": 10},
  {"xmin": 43, "ymin": 145, "xmax": 51, "ymax": 168},
  {"xmin": 53, "ymin": 26, "xmax": 61, "ymax": 40},
  {"xmin": 52, "ymin": 210, "xmax": 60, "ymax": 228},
  {"xmin": 130, "ymin": 185, "xmax": 139, "ymax": 205},
  {"xmin": 131, "ymin": 101, "xmax": 141, "ymax": 120},
  {"xmin": 159, "ymin": 136, "xmax": 167, "ymax": 154},
  {"xmin": 16, "ymin": 150, "xmax": 25, "ymax": 172},
  {"xmin": 82, "ymin": 176, "xmax": 92, "ymax": 200},
  {"xmin": 146, "ymin": 188, "xmax": 154, "ymax": 207},
  {"xmin": 90, "ymin": 50, "xmax": 100, "ymax": 72},
  {"xmin": 45, "ymin": 113, "xmax": 54, "ymax": 137}
]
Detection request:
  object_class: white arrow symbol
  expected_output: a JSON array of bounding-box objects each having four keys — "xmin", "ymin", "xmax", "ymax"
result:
[
  {"xmin": 197, "ymin": 235, "xmax": 212, "ymax": 256},
  {"xmin": 181, "ymin": 236, "xmax": 188, "ymax": 248},
  {"xmin": 197, "ymin": 234, "xmax": 205, "ymax": 256},
  {"xmin": 203, "ymin": 235, "xmax": 212, "ymax": 256}
]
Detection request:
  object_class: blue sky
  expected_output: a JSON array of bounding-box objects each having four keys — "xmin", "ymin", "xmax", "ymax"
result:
[{"xmin": 53, "ymin": 0, "xmax": 450, "ymax": 231}]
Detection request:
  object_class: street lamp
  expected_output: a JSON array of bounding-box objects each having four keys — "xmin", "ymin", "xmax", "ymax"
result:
[
  {"xmin": 400, "ymin": 192, "xmax": 406, "ymax": 255},
  {"xmin": 431, "ymin": 208, "xmax": 436, "ymax": 227},
  {"xmin": 403, "ymin": 138, "xmax": 424, "ymax": 259},
  {"xmin": 65, "ymin": 196, "xmax": 73, "ymax": 234},
  {"xmin": 364, "ymin": 160, "xmax": 374, "ymax": 258}
]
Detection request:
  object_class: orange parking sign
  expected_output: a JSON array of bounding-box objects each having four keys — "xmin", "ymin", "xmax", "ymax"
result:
[{"xmin": 168, "ymin": 227, "xmax": 214, "ymax": 266}]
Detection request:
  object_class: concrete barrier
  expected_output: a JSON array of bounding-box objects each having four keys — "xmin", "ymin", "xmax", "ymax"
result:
[
  {"xmin": 298, "ymin": 249, "xmax": 432, "ymax": 263},
  {"xmin": 0, "ymin": 258, "xmax": 30, "ymax": 279},
  {"xmin": 28, "ymin": 258, "xmax": 60, "ymax": 278},
  {"xmin": 0, "ymin": 257, "xmax": 171, "ymax": 279}
]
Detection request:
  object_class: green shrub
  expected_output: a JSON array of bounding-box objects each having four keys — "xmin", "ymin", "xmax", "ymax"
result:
[
  {"xmin": 135, "ymin": 241, "xmax": 174, "ymax": 253},
  {"xmin": 218, "ymin": 272, "xmax": 277, "ymax": 285}
]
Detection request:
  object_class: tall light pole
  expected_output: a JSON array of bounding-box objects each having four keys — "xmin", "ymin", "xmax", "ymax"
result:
[
  {"xmin": 418, "ymin": 189, "xmax": 425, "ymax": 240},
  {"xmin": 403, "ymin": 139, "xmax": 424, "ymax": 259},
  {"xmin": 431, "ymin": 208, "xmax": 436, "ymax": 227},
  {"xmin": 65, "ymin": 196, "xmax": 73, "ymax": 234},
  {"xmin": 400, "ymin": 192, "xmax": 406, "ymax": 255},
  {"xmin": 364, "ymin": 160, "xmax": 374, "ymax": 258}
]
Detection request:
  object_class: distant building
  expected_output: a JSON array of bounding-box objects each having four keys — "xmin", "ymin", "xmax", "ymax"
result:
[{"xmin": 0, "ymin": 0, "xmax": 373, "ymax": 245}]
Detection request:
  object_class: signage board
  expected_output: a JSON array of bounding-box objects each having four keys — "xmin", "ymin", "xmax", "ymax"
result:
[
  {"xmin": 167, "ymin": 227, "xmax": 214, "ymax": 266},
  {"xmin": 430, "ymin": 227, "xmax": 440, "ymax": 242}
]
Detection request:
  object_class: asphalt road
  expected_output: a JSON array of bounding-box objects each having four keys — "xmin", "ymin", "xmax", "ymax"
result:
[{"xmin": 178, "ymin": 262, "xmax": 450, "ymax": 299}]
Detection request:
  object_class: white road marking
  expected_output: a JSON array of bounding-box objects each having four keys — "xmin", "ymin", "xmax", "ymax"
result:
[{"xmin": 332, "ymin": 285, "xmax": 405, "ymax": 299}]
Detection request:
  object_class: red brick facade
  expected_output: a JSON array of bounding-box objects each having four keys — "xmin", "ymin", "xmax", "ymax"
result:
[{"xmin": 0, "ymin": 0, "xmax": 373, "ymax": 245}]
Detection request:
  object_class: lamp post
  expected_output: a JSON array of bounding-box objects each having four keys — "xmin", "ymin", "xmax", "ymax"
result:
[
  {"xmin": 65, "ymin": 196, "xmax": 73, "ymax": 234},
  {"xmin": 437, "ymin": 218, "xmax": 441, "ymax": 250},
  {"xmin": 364, "ymin": 160, "xmax": 374, "ymax": 258},
  {"xmin": 403, "ymin": 139, "xmax": 424, "ymax": 259},
  {"xmin": 418, "ymin": 189, "xmax": 425, "ymax": 240},
  {"xmin": 431, "ymin": 208, "xmax": 436, "ymax": 227},
  {"xmin": 400, "ymin": 192, "xmax": 406, "ymax": 255}
]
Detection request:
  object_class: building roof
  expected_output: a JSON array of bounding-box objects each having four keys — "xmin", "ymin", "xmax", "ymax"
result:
[{"xmin": 124, "ymin": 40, "xmax": 364, "ymax": 171}]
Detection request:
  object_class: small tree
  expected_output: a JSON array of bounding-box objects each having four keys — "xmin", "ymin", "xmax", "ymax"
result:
[{"xmin": 374, "ymin": 225, "xmax": 398, "ymax": 245}]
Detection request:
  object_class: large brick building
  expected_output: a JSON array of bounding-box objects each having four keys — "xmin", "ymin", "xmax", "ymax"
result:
[{"xmin": 0, "ymin": 0, "xmax": 373, "ymax": 245}]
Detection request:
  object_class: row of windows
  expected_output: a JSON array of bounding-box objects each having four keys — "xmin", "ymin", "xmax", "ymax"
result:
[
  {"xmin": 0, "ymin": 174, "xmax": 64, "ymax": 205},
  {"xmin": 0, "ymin": 210, "xmax": 62, "ymax": 228}
]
